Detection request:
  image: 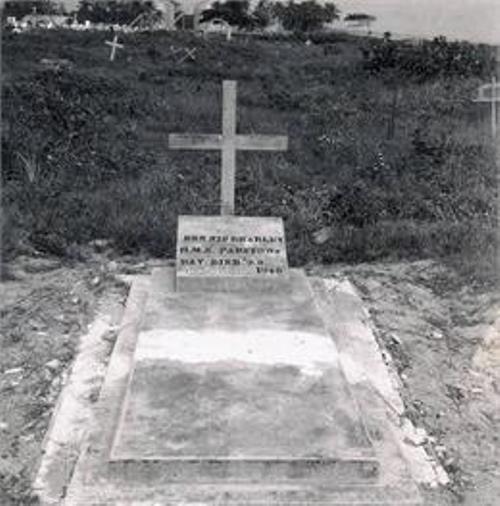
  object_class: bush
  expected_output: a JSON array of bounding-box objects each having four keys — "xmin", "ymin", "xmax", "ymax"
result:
[
  {"xmin": 1, "ymin": 30, "xmax": 495, "ymax": 272},
  {"xmin": 362, "ymin": 35, "xmax": 492, "ymax": 81},
  {"xmin": 273, "ymin": 1, "xmax": 339, "ymax": 33}
]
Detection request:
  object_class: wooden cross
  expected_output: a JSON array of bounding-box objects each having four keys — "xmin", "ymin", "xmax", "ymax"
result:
[
  {"xmin": 474, "ymin": 47, "xmax": 500, "ymax": 138},
  {"xmin": 178, "ymin": 47, "xmax": 197, "ymax": 64},
  {"xmin": 474, "ymin": 77, "xmax": 500, "ymax": 137},
  {"xmin": 105, "ymin": 35, "xmax": 124, "ymax": 62},
  {"xmin": 169, "ymin": 80, "xmax": 288, "ymax": 215}
]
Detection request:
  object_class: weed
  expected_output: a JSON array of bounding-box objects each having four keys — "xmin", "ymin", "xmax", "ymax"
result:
[{"xmin": 1, "ymin": 30, "xmax": 496, "ymax": 274}]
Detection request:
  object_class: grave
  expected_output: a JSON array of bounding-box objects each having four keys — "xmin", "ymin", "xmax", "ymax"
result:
[{"xmin": 55, "ymin": 80, "xmax": 422, "ymax": 505}]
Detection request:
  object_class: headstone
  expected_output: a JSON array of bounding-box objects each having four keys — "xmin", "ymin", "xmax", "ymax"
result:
[{"xmin": 176, "ymin": 215, "xmax": 288, "ymax": 291}]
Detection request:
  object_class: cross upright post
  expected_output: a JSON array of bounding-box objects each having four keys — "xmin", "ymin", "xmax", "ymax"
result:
[
  {"xmin": 221, "ymin": 81, "xmax": 237, "ymax": 215},
  {"xmin": 169, "ymin": 80, "xmax": 288, "ymax": 215}
]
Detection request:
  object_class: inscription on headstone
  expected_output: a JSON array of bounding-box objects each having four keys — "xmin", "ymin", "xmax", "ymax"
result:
[{"xmin": 176, "ymin": 215, "xmax": 289, "ymax": 292}]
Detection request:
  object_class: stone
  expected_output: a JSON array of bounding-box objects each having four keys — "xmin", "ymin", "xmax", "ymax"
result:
[
  {"xmin": 312, "ymin": 226, "xmax": 334, "ymax": 244},
  {"xmin": 62, "ymin": 268, "xmax": 422, "ymax": 504},
  {"xmin": 176, "ymin": 215, "xmax": 289, "ymax": 292},
  {"xmin": 45, "ymin": 359, "xmax": 61, "ymax": 373},
  {"xmin": 89, "ymin": 238, "xmax": 111, "ymax": 252},
  {"xmin": 111, "ymin": 271, "xmax": 376, "ymax": 483},
  {"xmin": 39, "ymin": 58, "xmax": 73, "ymax": 71},
  {"xmin": 3, "ymin": 367, "xmax": 23, "ymax": 376}
]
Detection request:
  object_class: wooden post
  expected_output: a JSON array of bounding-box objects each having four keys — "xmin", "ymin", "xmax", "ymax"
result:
[
  {"xmin": 474, "ymin": 48, "xmax": 500, "ymax": 281},
  {"xmin": 387, "ymin": 85, "xmax": 399, "ymax": 140},
  {"xmin": 491, "ymin": 75, "xmax": 497, "ymax": 138},
  {"xmin": 495, "ymin": 46, "xmax": 500, "ymax": 282}
]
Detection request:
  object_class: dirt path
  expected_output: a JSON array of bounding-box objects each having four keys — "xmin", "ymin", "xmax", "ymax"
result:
[{"xmin": 1, "ymin": 255, "xmax": 498, "ymax": 505}]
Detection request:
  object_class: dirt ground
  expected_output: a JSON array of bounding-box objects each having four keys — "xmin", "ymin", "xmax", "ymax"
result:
[
  {"xmin": 1, "ymin": 251, "xmax": 499, "ymax": 505},
  {"xmin": 315, "ymin": 260, "xmax": 500, "ymax": 506},
  {"xmin": 0, "ymin": 246, "xmax": 139, "ymax": 505}
]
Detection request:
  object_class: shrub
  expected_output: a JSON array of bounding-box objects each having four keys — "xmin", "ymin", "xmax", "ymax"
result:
[
  {"xmin": 362, "ymin": 35, "xmax": 492, "ymax": 81},
  {"xmin": 1, "ymin": 30, "xmax": 495, "ymax": 274}
]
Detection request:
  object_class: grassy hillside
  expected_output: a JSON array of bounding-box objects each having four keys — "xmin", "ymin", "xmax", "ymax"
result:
[{"xmin": 2, "ymin": 29, "xmax": 496, "ymax": 277}]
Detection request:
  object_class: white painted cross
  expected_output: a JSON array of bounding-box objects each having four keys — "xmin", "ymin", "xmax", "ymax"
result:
[
  {"xmin": 474, "ymin": 47, "xmax": 500, "ymax": 138},
  {"xmin": 474, "ymin": 77, "xmax": 500, "ymax": 137},
  {"xmin": 105, "ymin": 35, "xmax": 124, "ymax": 62},
  {"xmin": 169, "ymin": 80, "xmax": 288, "ymax": 215}
]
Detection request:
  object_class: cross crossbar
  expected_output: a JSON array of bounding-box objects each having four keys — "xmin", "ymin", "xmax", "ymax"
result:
[
  {"xmin": 474, "ymin": 82, "xmax": 500, "ymax": 102},
  {"xmin": 168, "ymin": 134, "xmax": 288, "ymax": 151}
]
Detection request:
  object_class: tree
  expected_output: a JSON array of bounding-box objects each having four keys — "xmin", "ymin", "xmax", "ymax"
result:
[
  {"xmin": 2, "ymin": 0, "xmax": 61, "ymax": 20},
  {"xmin": 76, "ymin": 0, "xmax": 159, "ymax": 25},
  {"xmin": 252, "ymin": 0, "xmax": 274, "ymax": 29},
  {"xmin": 273, "ymin": 1, "xmax": 339, "ymax": 33},
  {"xmin": 200, "ymin": 0, "xmax": 253, "ymax": 29},
  {"xmin": 344, "ymin": 12, "xmax": 376, "ymax": 31}
]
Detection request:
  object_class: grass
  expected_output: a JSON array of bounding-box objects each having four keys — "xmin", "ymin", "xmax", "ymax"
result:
[{"xmin": 1, "ymin": 29, "xmax": 497, "ymax": 282}]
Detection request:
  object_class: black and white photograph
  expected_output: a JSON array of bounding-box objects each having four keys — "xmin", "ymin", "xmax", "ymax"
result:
[{"xmin": 1, "ymin": 0, "xmax": 499, "ymax": 504}]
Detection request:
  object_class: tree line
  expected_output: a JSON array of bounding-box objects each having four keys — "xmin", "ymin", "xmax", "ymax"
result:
[
  {"xmin": 201, "ymin": 0, "xmax": 339, "ymax": 32},
  {"xmin": 2, "ymin": 0, "xmax": 342, "ymax": 33}
]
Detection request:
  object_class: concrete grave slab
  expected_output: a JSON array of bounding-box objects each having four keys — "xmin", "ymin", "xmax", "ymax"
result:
[
  {"xmin": 60, "ymin": 267, "xmax": 422, "ymax": 505},
  {"xmin": 110, "ymin": 271, "xmax": 376, "ymax": 484},
  {"xmin": 176, "ymin": 215, "xmax": 289, "ymax": 292}
]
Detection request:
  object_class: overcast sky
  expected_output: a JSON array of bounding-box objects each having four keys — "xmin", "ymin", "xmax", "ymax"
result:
[
  {"xmin": 335, "ymin": 0, "xmax": 500, "ymax": 44},
  {"xmin": 59, "ymin": 0, "xmax": 500, "ymax": 44}
]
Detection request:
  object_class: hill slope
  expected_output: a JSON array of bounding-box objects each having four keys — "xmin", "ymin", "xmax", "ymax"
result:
[{"xmin": 1, "ymin": 29, "xmax": 496, "ymax": 276}]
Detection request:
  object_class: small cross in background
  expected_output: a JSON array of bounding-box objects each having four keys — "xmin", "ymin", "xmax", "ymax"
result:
[
  {"xmin": 105, "ymin": 35, "xmax": 124, "ymax": 62},
  {"xmin": 178, "ymin": 47, "xmax": 197, "ymax": 64},
  {"xmin": 474, "ymin": 46, "xmax": 500, "ymax": 138}
]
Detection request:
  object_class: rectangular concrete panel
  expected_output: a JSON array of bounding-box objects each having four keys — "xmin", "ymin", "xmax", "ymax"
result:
[
  {"xmin": 110, "ymin": 271, "xmax": 379, "ymax": 483},
  {"xmin": 63, "ymin": 268, "xmax": 422, "ymax": 504},
  {"xmin": 176, "ymin": 215, "xmax": 289, "ymax": 292}
]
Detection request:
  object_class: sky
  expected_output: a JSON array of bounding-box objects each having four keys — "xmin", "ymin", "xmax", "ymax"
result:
[
  {"xmin": 334, "ymin": 0, "xmax": 500, "ymax": 44},
  {"xmin": 59, "ymin": 0, "xmax": 500, "ymax": 44}
]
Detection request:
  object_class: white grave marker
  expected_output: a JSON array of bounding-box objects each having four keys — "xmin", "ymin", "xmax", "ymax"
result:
[
  {"xmin": 474, "ymin": 77, "xmax": 500, "ymax": 137},
  {"xmin": 105, "ymin": 35, "xmax": 124, "ymax": 62},
  {"xmin": 474, "ymin": 47, "xmax": 500, "ymax": 138},
  {"xmin": 169, "ymin": 80, "xmax": 288, "ymax": 215},
  {"xmin": 178, "ymin": 47, "xmax": 197, "ymax": 64}
]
